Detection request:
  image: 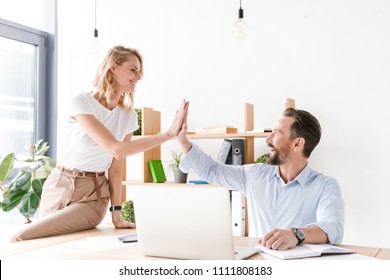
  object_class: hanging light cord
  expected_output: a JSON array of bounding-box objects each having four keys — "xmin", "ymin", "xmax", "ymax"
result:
[
  {"xmin": 238, "ymin": 0, "xmax": 244, "ymax": 19},
  {"xmin": 94, "ymin": 0, "xmax": 97, "ymax": 30},
  {"xmin": 94, "ymin": 0, "xmax": 98, "ymax": 37}
]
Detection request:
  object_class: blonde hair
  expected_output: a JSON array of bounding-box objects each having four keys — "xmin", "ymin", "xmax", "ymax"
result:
[{"xmin": 93, "ymin": 45, "xmax": 143, "ymax": 111}]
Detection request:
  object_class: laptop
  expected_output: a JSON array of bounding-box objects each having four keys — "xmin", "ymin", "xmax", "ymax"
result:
[{"xmin": 130, "ymin": 184, "xmax": 259, "ymax": 260}]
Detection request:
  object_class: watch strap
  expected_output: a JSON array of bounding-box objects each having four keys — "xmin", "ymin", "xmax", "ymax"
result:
[
  {"xmin": 109, "ymin": 205, "xmax": 122, "ymax": 212},
  {"xmin": 293, "ymin": 228, "xmax": 305, "ymax": 245}
]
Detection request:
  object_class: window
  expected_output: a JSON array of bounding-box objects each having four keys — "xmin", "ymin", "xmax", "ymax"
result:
[{"xmin": 0, "ymin": 18, "xmax": 49, "ymax": 157}]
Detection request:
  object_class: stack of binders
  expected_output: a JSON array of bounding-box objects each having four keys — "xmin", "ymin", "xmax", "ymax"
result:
[
  {"xmin": 216, "ymin": 138, "xmax": 246, "ymax": 236},
  {"xmin": 217, "ymin": 139, "xmax": 245, "ymax": 165}
]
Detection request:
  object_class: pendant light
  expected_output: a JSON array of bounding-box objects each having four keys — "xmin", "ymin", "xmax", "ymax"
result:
[
  {"xmin": 89, "ymin": 0, "xmax": 101, "ymax": 54},
  {"xmin": 232, "ymin": 0, "xmax": 248, "ymax": 39}
]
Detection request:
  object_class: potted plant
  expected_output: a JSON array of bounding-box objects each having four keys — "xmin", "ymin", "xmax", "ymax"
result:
[
  {"xmin": 0, "ymin": 139, "xmax": 56, "ymax": 223},
  {"xmin": 167, "ymin": 150, "xmax": 188, "ymax": 183},
  {"xmin": 255, "ymin": 153, "xmax": 268, "ymax": 164},
  {"xmin": 133, "ymin": 108, "xmax": 142, "ymax": 136},
  {"xmin": 120, "ymin": 200, "xmax": 135, "ymax": 223}
]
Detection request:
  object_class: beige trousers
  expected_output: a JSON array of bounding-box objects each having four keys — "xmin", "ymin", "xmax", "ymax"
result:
[{"xmin": 9, "ymin": 168, "xmax": 110, "ymax": 242}]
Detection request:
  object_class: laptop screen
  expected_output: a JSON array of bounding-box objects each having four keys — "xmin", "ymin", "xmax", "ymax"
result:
[{"xmin": 129, "ymin": 184, "xmax": 236, "ymax": 260}]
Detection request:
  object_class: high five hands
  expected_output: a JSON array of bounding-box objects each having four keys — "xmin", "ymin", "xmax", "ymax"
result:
[{"xmin": 168, "ymin": 99, "xmax": 189, "ymax": 138}]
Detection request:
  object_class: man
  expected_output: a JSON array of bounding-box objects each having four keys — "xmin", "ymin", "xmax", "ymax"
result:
[{"xmin": 176, "ymin": 108, "xmax": 344, "ymax": 250}]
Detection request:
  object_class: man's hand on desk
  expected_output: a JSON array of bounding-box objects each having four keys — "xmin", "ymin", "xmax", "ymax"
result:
[
  {"xmin": 259, "ymin": 226, "xmax": 329, "ymax": 250},
  {"xmin": 258, "ymin": 228, "xmax": 299, "ymax": 251}
]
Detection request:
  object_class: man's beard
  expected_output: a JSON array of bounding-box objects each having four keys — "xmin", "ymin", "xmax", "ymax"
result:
[{"xmin": 266, "ymin": 145, "xmax": 290, "ymax": 165}]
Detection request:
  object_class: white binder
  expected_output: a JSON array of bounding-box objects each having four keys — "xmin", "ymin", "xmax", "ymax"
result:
[{"xmin": 231, "ymin": 190, "xmax": 246, "ymax": 236}]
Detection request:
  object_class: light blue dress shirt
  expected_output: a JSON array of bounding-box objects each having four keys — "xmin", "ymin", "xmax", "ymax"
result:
[{"xmin": 180, "ymin": 144, "xmax": 345, "ymax": 244}]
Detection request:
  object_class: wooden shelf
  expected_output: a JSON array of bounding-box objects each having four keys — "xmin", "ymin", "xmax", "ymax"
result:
[
  {"xmin": 187, "ymin": 131, "xmax": 270, "ymax": 164},
  {"xmin": 134, "ymin": 132, "xmax": 270, "ymax": 140},
  {"xmin": 124, "ymin": 103, "xmax": 270, "ymax": 186},
  {"xmin": 184, "ymin": 103, "xmax": 270, "ymax": 165},
  {"xmin": 187, "ymin": 132, "xmax": 270, "ymax": 139}
]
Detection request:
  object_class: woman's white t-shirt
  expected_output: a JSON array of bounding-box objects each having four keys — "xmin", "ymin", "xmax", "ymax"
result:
[{"xmin": 58, "ymin": 92, "xmax": 139, "ymax": 172}]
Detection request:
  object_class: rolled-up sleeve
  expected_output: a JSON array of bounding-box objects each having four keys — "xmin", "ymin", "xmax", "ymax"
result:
[{"xmin": 306, "ymin": 178, "xmax": 345, "ymax": 244}]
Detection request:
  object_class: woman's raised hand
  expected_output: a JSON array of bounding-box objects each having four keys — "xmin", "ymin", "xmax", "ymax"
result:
[{"xmin": 167, "ymin": 99, "xmax": 189, "ymax": 138}]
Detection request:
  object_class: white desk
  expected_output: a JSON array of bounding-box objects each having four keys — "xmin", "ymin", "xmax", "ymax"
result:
[{"xmin": 0, "ymin": 225, "xmax": 386, "ymax": 260}]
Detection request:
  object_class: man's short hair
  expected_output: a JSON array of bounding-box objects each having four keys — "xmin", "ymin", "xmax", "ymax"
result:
[{"xmin": 283, "ymin": 108, "xmax": 322, "ymax": 158}]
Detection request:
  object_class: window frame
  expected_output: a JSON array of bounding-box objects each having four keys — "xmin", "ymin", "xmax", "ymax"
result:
[{"xmin": 0, "ymin": 17, "xmax": 56, "ymax": 157}]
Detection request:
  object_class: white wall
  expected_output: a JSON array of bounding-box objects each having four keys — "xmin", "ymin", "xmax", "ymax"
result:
[{"xmin": 58, "ymin": 0, "xmax": 390, "ymax": 248}]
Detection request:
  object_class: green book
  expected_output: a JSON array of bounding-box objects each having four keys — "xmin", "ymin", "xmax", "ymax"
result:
[{"xmin": 148, "ymin": 160, "xmax": 167, "ymax": 183}]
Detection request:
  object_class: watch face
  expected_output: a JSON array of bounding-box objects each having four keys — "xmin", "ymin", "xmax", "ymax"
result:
[
  {"xmin": 296, "ymin": 229, "xmax": 304, "ymax": 239},
  {"xmin": 294, "ymin": 228, "xmax": 305, "ymax": 244}
]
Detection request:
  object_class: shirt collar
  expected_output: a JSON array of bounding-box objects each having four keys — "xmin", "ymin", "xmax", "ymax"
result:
[
  {"xmin": 295, "ymin": 164, "xmax": 311, "ymax": 186},
  {"xmin": 273, "ymin": 163, "xmax": 311, "ymax": 187}
]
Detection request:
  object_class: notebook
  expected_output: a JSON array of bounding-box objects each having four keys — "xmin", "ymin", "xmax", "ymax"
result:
[
  {"xmin": 130, "ymin": 184, "xmax": 259, "ymax": 260},
  {"xmin": 256, "ymin": 243, "xmax": 355, "ymax": 260}
]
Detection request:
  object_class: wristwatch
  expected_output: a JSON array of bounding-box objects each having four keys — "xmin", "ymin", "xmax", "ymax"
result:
[
  {"xmin": 109, "ymin": 205, "xmax": 122, "ymax": 212},
  {"xmin": 293, "ymin": 228, "xmax": 305, "ymax": 245}
]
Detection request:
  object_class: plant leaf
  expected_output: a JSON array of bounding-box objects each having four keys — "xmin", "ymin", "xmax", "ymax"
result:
[
  {"xmin": 29, "ymin": 161, "xmax": 43, "ymax": 170},
  {"xmin": 8, "ymin": 171, "xmax": 32, "ymax": 192},
  {"xmin": 36, "ymin": 165, "xmax": 55, "ymax": 177},
  {"xmin": 2, "ymin": 186, "xmax": 11, "ymax": 197},
  {"xmin": 15, "ymin": 154, "xmax": 32, "ymax": 162},
  {"xmin": 0, "ymin": 153, "xmax": 15, "ymax": 181},
  {"xmin": 133, "ymin": 108, "xmax": 142, "ymax": 136},
  {"xmin": 120, "ymin": 200, "xmax": 136, "ymax": 223},
  {"xmin": 34, "ymin": 155, "xmax": 49, "ymax": 160},
  {"xmin": 36, "ymin": 146, "xmax": 49, "ymax": 155},
  {"xmin": 32, "ymin": 178, "xmax": 45, "ymax": 198},
  {"xmin": 18, "ymin": 165, "xmax": 34, "ymax": 173},
  {"xmin": 35, "ymin": 139, "xmax": 44, "ymax": 150},
  {"xmin": 19, "ymin": 191, "xmax": 40, "ymax": 218},
  {"xmin": 1, "ymin": 188, "xmax": 27, "ymax": 211}
]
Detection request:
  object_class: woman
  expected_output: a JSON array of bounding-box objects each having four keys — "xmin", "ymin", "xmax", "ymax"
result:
[{"xmin": 10, "ymin": 45, "xmax": 189, "ymax": 242}]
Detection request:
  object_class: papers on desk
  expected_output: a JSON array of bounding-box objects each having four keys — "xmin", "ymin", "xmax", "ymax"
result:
[
  {"xmin": 118, "ymin": 233, "xmax": 138, "ymax": 243},
  {"xmin": 69, "ymin": 234, "xmax": 138, "ymax": 252},
  {"xmin": 256, "ymin": 244, "xmax": 355, "ymax": 260}
]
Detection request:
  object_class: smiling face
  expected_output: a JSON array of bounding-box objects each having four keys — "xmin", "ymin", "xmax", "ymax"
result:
[
  {"xmin": 111, "ymin": 54, "xmax": 142, "ymax": 95},
  {"xmin": 265, "ymin": 116, "xmax": 295, "ymax": 165}
]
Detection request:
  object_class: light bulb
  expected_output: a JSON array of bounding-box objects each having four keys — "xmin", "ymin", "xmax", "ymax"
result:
[
  {"xmin": 232, "ymin": 18, "xmax": 248, "ymax": 39},
  {"xmin": 89, "ymin": 1, "xmax": 101, "ymax": 54},
  {"xmin": 232, "ymin": 5, "xmax": 248, "ymax": 39},
  {"xmin": 89, "ymin": 29, "xmax": 101, "ymax": 55}
]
